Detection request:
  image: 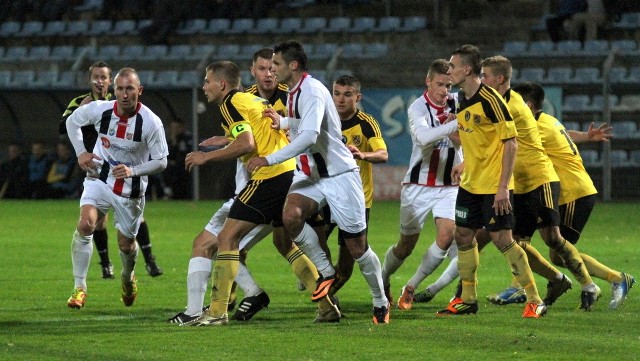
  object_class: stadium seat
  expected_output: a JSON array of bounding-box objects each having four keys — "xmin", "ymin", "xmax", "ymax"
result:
[
  {"xmin": 9, "ymin": 70, "xmax": 35, "ymax": 88},
  {"xmin": 611, "ymin": 121, "xmax": 638, "ymax": 139},
  {"xmin": 119, "ymin": 44, "xmax": 145, "ymax": 61},
  {"xmin": 555, "ymin": 40, "xmax": 582, "ymax": 55},
  {"xmin": 627, "ymin": 67, "xmax": 640, "ymax": 83},
  {"xmin": 616, "ymin": 94, "xmax": 640, "ymax": 111},
  {"xmin": 252, "ymin": 18, "xmax": 279, "ymax": 34},
  {"xmin": 0, "ymin": 21, "xmax": 21, "ymax": 37},
  {"xmin": 580, "ymin": 150, "xmax": 600, "ymax": 167},
  {"xmin": 501, "ymin": 41, "xmax": 527, "ymax": 57},
  {"xmin": 139, "ymin": 45, "xmax": 168, "ymax": 61},
  {"xmin": 299, "ymin": 17, "xmax": 326, "ymax": 34},
  {"xmin": 17, "ymin": 21, "xmax": 44, "ymax": 37},
  {"xmin": 95, "ymin": 45, "xmax": 120, "ymax": 61},
  {"xmin": 608, "ymin": 150, "xmax": 631, "ymax": 167},
  {"xmin": 562, "ymin": 95, "xmax": 590, "ymax": 112},
  {"xmin": 50, "ymin": 45, "xmax": 75, "ymax": 61},
  {"xmin": 517, "ymin": 67, "xmax": 545, "ymax": 83},
  {"xmin": 31, "ymin": 70, "xmax": 59, "ymax": 88},
  {"xmin": 52, "ymin": 70, "xmax": 78, "ymax": 88},
  {"xmin": 205, "ymin": 18, "xmax": 231, "ymax": 34},
  {"xmin": 310, "ymin": 43, "xmax": 338, "ymax": 60},
  {"xmin": 608, "ymin": 66, "xmax": 628, "ymax": 84},
  {"xmin": 137, "ymin": 70, "xmax": 155, "ymax": 86},
  {"xmin": 87, "ymin": 20, "xmax": 112, "ymax": 36},
  {"xmin": 0, "ymin": 70, "xmax": 11, "ymax": 88},
  {"xmin": 176, "ymin": 18, "xmax": 207, "ymax": 35},
  {"xmin": 527, "ymin": 40, "xmax": 555, "ymax": 56},
  {"xmin": 588, "ymin": 94, "xmax": 619, "ymax": 111},
  {"xmin": 611, "ymin": 12, "xmax": 640, "ymax": 30},
  {"xmin": 166, "ymin": 44, "xmax": 193, "ymax": 61},
  {"xmin": 278, "ymin": 18, "xmax": 302, "ymax": 34},
  {"xmin": 64, "ymin": 21, "xmax": 89, "ymax": 36},
  {"xmin": 544, "ymin": 67, "xmax": 573, "ymax": 84},
  {"xmin": 26, "ymin": 46, "xmax": 51, "ymax": 61},
  {"xmin": 582, "ymin": 40, "xmax": 609, "ymax": 56},
  {"xmin": 191, "ymin": 44, "xmax": 216, "ymax": 61},
  {"xmin": 562, "ymin": 121, "xmax": 581, "ymax": 131},
  {"xmin": 1, "ymin": 46, "xmax": 28, "ymax": 62},
  {"xmin": 400, "ymin": 16, "xmax": 427, "ymax": 32},
  {"xmin": 363, "ymin": 43, "xmax": 389, "ymax": 58},
  {"xmin": 610, "ymin": 39, "xmax": 637, "ymax": 54},
  {"xmin": 327, "ymin": 17, "xmax": 351, "ymax": 33},
  {"xmin": 350, "ymin": 17, "xmax": 376, "ymax": 33},
  {"xmin": 630, "ymin": 150, "xmax": 640, "ymax": 165},
  {"xmin": 239, "ymin": 44, "xmax": 265, "ymax": 60},
  {"xmin": 177, "ymin": 70, "xmax": 200, "ymax": 87},
  {"xmin": 240, "ymin": 70, "xmax": 253, "ymax": 87},
  {"xmin": 136, "ymin": 19, "xmax": 153, "ymax": 33},
  {"xmin": 216, "ymin": 44, "xmax": 241, "ymax": 59},
  {"xmin": 374, "ymin": 16, "xmax": 401, "ymax": 32},
  {"xmin": 154, "ymin": 70, "xmax": 179, "ymax": 87},
  {"xmin": 228, "ymin": 18, "xmax": 254, "ymax": 35},
  {"xmin": 341, "ymin": 43, "xmax": 365, "ymax": 59},
  {"xmin": 571, "ymin": 67, "xmax": 600, "ymax": 84},
  {"xmin": 111, "ymin": 19, "xmax": 136, "ymax": 35},
  {"xmin": 40, "ymin": 21, "xmax": 66, "ymax": 37}
]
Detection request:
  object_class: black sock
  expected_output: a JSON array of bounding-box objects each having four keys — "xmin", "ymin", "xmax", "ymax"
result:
[
  {"xmin": 93, "ymin": 229, "xmax": 110, "ymax": 265},
  {"xmin": 136, "ymin": 221, "xmax": 154, "ymax": 264}
]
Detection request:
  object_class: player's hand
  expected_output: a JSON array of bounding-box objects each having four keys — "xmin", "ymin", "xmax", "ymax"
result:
[
  {"xmin": 587, "ymin": 122, "xmax": 612, "ymax": 142},
  {"xmin": 247, "ymin": 156, "xmax": 268, "ymax": 173},
  {"xmin": 79, "ymin": 96, "xmax": 93, "ymax": 106},
  {"xmin": 112, "ymin": 164, "xmax": 133, "ymax": 179},
  {"xmin": 77, "ymin": 152, "xmax": 102, "ymax": 172},
  {"xmin": 347, "ymin": 144, "xmax": 364, "ymax": 160},
  {"xmin": 199, "ymin": 136, "xmax": 229, "ymax": 147},
  {"xmin": 451, "ymin": 162, "xmax": 464, "ymax": 184},
  {"xmin": 263, "ymin": 108, "xmax": 281, "ymax": 129},
  {"xmin": 492, "ymin": 187, "xmax": 512, "ymax": 216},
  {"xmin": 449, "ymin": 131, "xmax": 461, "ymax": 146},
  {"xmin": 185, "ymin": 151, "xmax": 208, "ymax": 172}
]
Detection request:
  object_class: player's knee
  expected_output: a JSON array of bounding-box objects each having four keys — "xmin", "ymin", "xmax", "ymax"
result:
[{"xmin": 77, "ymin": 220, "xmax": 96, "ymax": 236}]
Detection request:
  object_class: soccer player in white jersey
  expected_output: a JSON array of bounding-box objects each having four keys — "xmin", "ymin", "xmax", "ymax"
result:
[
  {"xmin": 381, "ymin": 59, "xmax": 463, "ymax": 310},
  {"xmin": 66, "ymin": 68, "xmax": 169, "ymax": 309},
  {"xmin": 247, "ymin": 40, "xmax": 390, "ymax": 324}
]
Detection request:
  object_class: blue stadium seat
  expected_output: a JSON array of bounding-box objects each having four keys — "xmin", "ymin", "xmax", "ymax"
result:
[
  {"xmin": 137, "ymin": 70, "xmax": 155, "ymax": 86},
  {"xmin": 139, "ymin": 45, "xmax": 168, "ymax": 61},
  {"xmin": 0, "ymin": 21, "xmax": 21, "ymax": 37},
  {"xmin": 350, "ymin": 17, "xmax": 376, "ymax": 33},
  {"xmin": 40, "ymin": 21, "xmax": 66, "ymax": 37},
  {"xmin": 327, "ymin": 17, "xmax": 351, "ymax": 33},
  {"xmin": 555, "ymin": 40, "xmax": 582, "ymax": 55},
  {"xmin": 239, "ymin": 44, "xmax": 265, "ymax": 60},
  {"xmin": 120, "ymin": 44, "xmax": 145, "ymax": 61},
  {"xmin": 527, "ymin": 40, "xmax": 555, "ymax": 56},
  {"xmin": 136, "ymin": 19, "xmax": 153, "ymax": 33},
  {"xmin": 216, "ymin": 44, "xmax": 241, "ymax": 59},
  {"xmin": 205, "ymin": 18, "xmax": 231, "ymax": 34},
  {"xmin": 52, "ymin": 71, "xmax": 78, "ymax": 88},
  {"xmin": 582, "ymin": 40, "xmax": 609, "ymax": 56},
  {"xmin": 228, "ymin": 18, "xmax": 254, "ymax": 35},
  {"xmin": 191, "ymin": 44, "xmax": 216, "ymax": 61},
  {"xmin": 608, "ymin": 66, "xmax": 628, "ymax": 84},
  {"xmin": 616, "ymin": 94, "xmax": 640, "ymax": 111},
  {"xmin": 1, "ymin": 46, "xmax": 28, "ymax": 62},
  {"xmin": 176, "ymin": 18, "xmax": 207, "ymax": 35},
  {"xmin": 562, "ymin": 121, "xmax": 580, "ymax": 131},
  {"xmin": 95, "ymin": 45, "xmax": 120, "ymax": 61},
  {"xmin": 608, "ymin": 150, "xmax": 631, "ymax": 167},
  {"xmin": 240, "ymin": 70, "xmax": 253, "ymax": 87},
  {"xmin": 64, "ymin": 21, "xmax": 89, "ymax": 36},
  {"xmin": 363, "ymin": 43, "xmax": 389, "ymax": 58},
  {"xmin": 299, "ymin": 17, "xmax": 326, "ymax": 34},
  {"xmin": 400, "ymin": 16, "xmax": 427, "ymax": 32},
  {"xmin": 580, "ymin": 150, "xmax": 600, "ymax": 167},
  {"xmin": 9, "ymin": 70, "xmax": 35, "ymax": 88},
  {"xmin": 177, "ymin": 70, "xmax": 200, "ymax": 87},
  {"xmin": 50, "ymin": 45, "xmax": 75, "ymax": 61},
  {"xmin": 627, "ymin": 67, "xmax": 640, "ymax": 83},
  {"xmin": 87, "ymin": 20, "xmax": 112, "ymax": 36},
  {"xmin": 611, "ymin": 12, "xmax": 640, "ymax": 30},
  {"xmin": 544, "ymin": 67, "xmax": 573, "ymax": 84},
  {"xmin": 612, "ymin": 121, "xmax": 638, "ymax": 139},
  {"xmin": 310, "ymin": 43, "xmax": 338, "ymax": 60},
  {"xmin": 562, "ymin": 95, "xmax": 590, "ymax": 112},
  {"xmin": 154, "ymin": 70, "xmax": 179, "ymax": 87},
  {"xmin": 571, "ymin": 67, "xmax": 600, "ymax": 84},
  {"xmin": 501, "ymin": 41, "xmax": 527, "ymax": 57},
  {"xmin": 166, "ymin": 44, "xmax": 193, "ymax": 61},
  {"xmin": 588, "ymin": 94, "xmax": 619, "ymax": 111},
  {"xmin": 26, "ymin": 45, "xmax": 51, "ymax": 61},
  {"xmin": 630, "ymin": 150, "xmax": 640, "ymax": 165},
  {"xmin": 374, "ymin": 16, "xmax": 401, "ymax": 32},
  {"xmin": 0, "ymin": 70, "xmax": 11, "ymax": 88},
  {"xmin": 31, "ymin": 70, "xmax": 59, "ymax": 88},
  {"xmin": 341, "ymin": 43, "xmax": 364, "ymax": 59},
  {"xmin": 610, "ymin": 39, "xmax": 637, "ymax": 54},
  {"xmin": 252, "ymin": 18, "xmax": 279, "ymax": 34},
  {"xmin": 278, "ymin": 18, "xmax": 302, "ymax": 34},
  {"xmin": 17, "ymin": 21, "xmax": 44, "ymax": 37},
  {"xmin": 517, "ymin": 67, "xmax": 545, "ymax": 83},
  {"xmin": 111, "ymin": 19, "xmax": 136, "ymax": 35}
]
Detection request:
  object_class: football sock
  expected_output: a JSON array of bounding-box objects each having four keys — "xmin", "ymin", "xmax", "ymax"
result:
[
  {"xmin": 406, "ymin": 241, "xmax": 447, "ymax": 288},
  {"xmin": 235, "ymin": 262, "xmax": 261, "ymax": 298},
  {"xmin": 71, "ymin": 229, "xmax": 93, "ymax": 290},
  {"xmin": 381, "ymin": 245, "xmax": 404, "ymax": 287},
  {"xmin": 580, "ymin": 253, "xmax": 623, "ymax": 283},
  {"xmin": 550, "ymin": 237, "xmax": 593, "ymax": 287},
  {"xmin": 457, "ymin": 245, "xmax": 479, "ymax": 303},
  {"xmin": 292, "ymin": 223, "xmax": 334, "ymax": 278},
  {"xmin": 186, "ymin": 257, "xmax": 211, "ymax": 316},
  {"xmin": 501, "ymin": 241, "xmax": 542, "ymax": 304},
  {"xmin": 119, "ymin": 242, "xmax": 138, "ymax": 280},
  {"xmin": 210, "ymin": 251, "xmax": 239, "ymax": 316},
  {"xmin": 93, "ymin": 228, "xmax": 110, "ymax": 266},
  {"xmin": 518, "ymin": 240, "xmax": 562, "ymax": 282},
  {"xmin": 287, "ymin": 245, "xmax": 319, "ymax": 291},
  {"xmin": 356, "ymin": 247, "xmax": 387, "ymax": 308},
  {"xmin": 426, "ymin": 255, "xmax": 459, "ymax": 295},
  {"xmin": 136, "ymin": 221, "xmax": 154, "ymax": 265}
]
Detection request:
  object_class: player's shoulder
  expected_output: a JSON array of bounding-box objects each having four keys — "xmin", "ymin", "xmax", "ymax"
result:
[
  {"xmin": 356, "ymin": 109, "xmax": 379, "ymax": 123},
  {"xmin": 277, "ymin": 83, "xmax": 289, "ymax": 92}
]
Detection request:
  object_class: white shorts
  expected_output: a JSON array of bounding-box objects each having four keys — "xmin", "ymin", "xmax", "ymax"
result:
[
  {"xmin": 80, "ymin": 177, "xmax": 144, "ymax": 239},
  {"xmin": 399, "ymin": 184, "xmax": 457, "ymax": 235},
  {"xmin": 289, "ymin": 170, "xmax": 366, "ymax": 234},
  {"xmin": 204, "ymin": 198, "xmax": 273, "ymax": 251}
]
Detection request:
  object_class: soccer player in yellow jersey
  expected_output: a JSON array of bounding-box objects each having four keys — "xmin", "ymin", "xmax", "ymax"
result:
[
  {"xmin": 479, "ymin": 56, "xmax": 601, "ymax": 311},
  {"xmin": 513, "ymin": 82, "xmax": 634, "ymax": 309},
  {"xmin": 184, "ymin": 61, "xmax": 296, "ymax": 326},
  {"xmin": 435, "ymin": 45, "xmax": 546, "ymax": 318},
  {"xmin": 325, "ymin": 74, "xmax": 388, "ymax": 298}
]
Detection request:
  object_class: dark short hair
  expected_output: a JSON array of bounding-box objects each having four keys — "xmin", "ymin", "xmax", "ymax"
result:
[
  {"xmin": 253, "ymin": 48, "xmax": 274, "ymax": 63},
  {"xmin": 427, "ymin": 59, "xmax": 450, "ymax": 79},
  {"xmin": 333, "ymin": 74, "xmax": 361, "ymax": 92},
  {"xmin": 206, "ymin": 61, "xmax": 241, "ymax": 88},
  {"xmin": 273, "ymin": 40, "xmax": 308, "ymax": 71},
  {"xmin": 452, "ymin": 44, "xmax": 482, "ymax": 75},
  {"xmin": 89, "ymin": 61, "xmax": 111, "ymax": 77},
  {"xmin": 512, "ymin": 82, "xmax": 545, "ymax": 111},
  {"xmin": 481, "ymin": 55, "xmax": 512, "ymax": 81}
]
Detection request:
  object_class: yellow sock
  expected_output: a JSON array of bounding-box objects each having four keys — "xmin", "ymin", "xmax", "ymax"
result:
[
  {"xmin": 518, "ymin": 240, "xmax": 562, "ymax": 282},
  {"xmin": 210, "ymin": 251, "xmax": 239, "ymax": 317},
  {"xmin": 581, "ymin": 253, "xmax": 623, "ymax": 283},
  {"xmin": 457, "ymin": 245, "xmax": 479, "ymax": 303},
  {"xmin": 286, "ymin": 245, "xmax": 319, "ymax": 291},
  {"xmin": 502, "ymin": 241, "xmax": 542, "ymax": 304},
  {"xmin": 552, "ymin": 238, "xmax": 593, "ymax": 286}
]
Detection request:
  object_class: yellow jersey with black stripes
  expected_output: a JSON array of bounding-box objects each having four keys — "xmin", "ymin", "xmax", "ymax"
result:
[
  {"xmin": 219, "ymin": 89, "xmax": 295, "ymax": 180},
  {"xmin": 456, "ymin": 83, "xmax": 517, "ymax": 194},
  {"xmin": 341, "ymin": 109, "xmax": 387, "ymax": 208},
  {"xmin": 535, "ymin": 111, "xmax": 596, "ymax": 205},
  {"xmin": 503, "ymin": 89, "xmax": 559, "ymax": 194},
  {"xmin": 245, "ymin": 83, "xmax": 289, "ymax": 117}
]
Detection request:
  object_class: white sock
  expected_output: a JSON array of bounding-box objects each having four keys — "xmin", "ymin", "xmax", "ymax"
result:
[
  {"xmin": 71, "ymin": 230, "xmax": 93, "ymax": 290},
  {"xmin": 119, "ymin": 242, "xmax": 138, "ymax": 281},
  {"xmin": 356, "ymin": 247, "xmax": 387, "ymax": 308},
  {"xmin": 381, "ymin": 245, "xmax": 404, "ymax": 287},
  {"xmin": 447, "ymin": 242, "xmax": 458, "ymax": 259},
  {"xmin": 185, "ymin": 257, "xmax": 212, "ymax": 316},
  {"xmin": 426, "ymin": 255, "xmax": 459, "ymax": 295},
  {"xmin": 407, "ymin": 241, "xmax": 447, "ymax": 288},
  {"xmin": 293, "ymin": 223, "xmax": 334, "ymax": 277},
  {"xmin": 235, "ymin": 263, "xmax": 261, "ymax": 298}
]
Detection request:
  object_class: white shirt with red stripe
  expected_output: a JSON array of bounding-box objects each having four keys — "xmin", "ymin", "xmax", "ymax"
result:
[
  {"xmin": 283, "ymin": 73, "xmax": 357, "ymax": 178},
  {"xmin": 403, "ymin": 91, "xmax": 463, "ymax": 187},
  {"xmin": 67, "ymin": 100, "xmax": 169, "ymax": 198}
]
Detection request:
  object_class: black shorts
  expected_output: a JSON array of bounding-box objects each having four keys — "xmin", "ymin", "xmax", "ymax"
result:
[
  {"xmin": 513, "ymin": 182, "xmax": 561, "ymax": 239},
  {"xmin": 323, "ymin": 205, "xmax": 369, "ymax": 244},
  {"xmin": 228, "ymin": 170, "xmax": 293, "ymax": 227},
  {"xmin": 559, "ymin": 194, "xmax": 595, "ymax": 244},
  {"xmin": 455, "ymin": 187, "xmax": 514, "ymax": 232}
]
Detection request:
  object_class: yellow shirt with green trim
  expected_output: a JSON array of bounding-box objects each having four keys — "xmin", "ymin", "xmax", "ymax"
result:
[
  {"xmin": 456, "ymin": 83, "xmax": 517, "ymax": 194},
  {"xmin": 219, "ymin": 89, "xmax": 294, "ymax": 180},
  {"xmin": 535, "ymin": 111, "xmax": 597, "ymax": 204},
  {"xmin": 341, "ymin": 109, "xmax": 387, "ymax": 208}
]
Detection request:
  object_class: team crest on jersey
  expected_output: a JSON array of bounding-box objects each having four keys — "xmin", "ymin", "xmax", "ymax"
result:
[
  {"xmin": 126, "ymin": 133, "xmax": 133, "ymax": 140},
  {"xmin": 474, "ymin": 114, "xmax": 481, "ymax": 125},
  {"xmin": 464, "ymin": 111, "xmax": 470, "ymax": 122},
  {"xmin": 341, "ymin": 135, "xmax": 348, "ymax": 144},
  {"xmin": 351, "ymin": 135, "xmax": 362, "ymax": 146},
  {"xmin": 101, "ymin": 136, "xmax": 111, "ymax": 148},
  {"xmin": 108, "ymin": 129, "xmax": 115, "ymax": 136}
]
